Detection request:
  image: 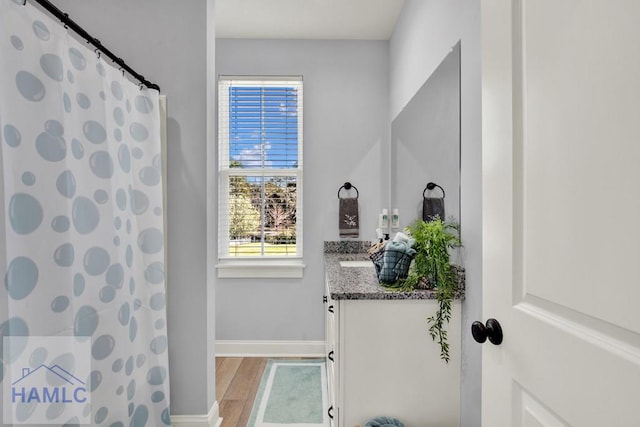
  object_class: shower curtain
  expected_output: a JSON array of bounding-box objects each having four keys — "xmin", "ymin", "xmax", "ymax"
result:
[{"xmin": 0, "ymin": 1, "xmax": 170, "ymax": 426}]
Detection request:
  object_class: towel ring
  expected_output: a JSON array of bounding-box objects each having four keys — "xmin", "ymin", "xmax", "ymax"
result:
[
  {"xmin": 338, "ymin": 182, "xmax": 359, "ymax": 199},
  {"xmin": 423, "ymin": 182, "xmax": 445, "ymax": 198}
]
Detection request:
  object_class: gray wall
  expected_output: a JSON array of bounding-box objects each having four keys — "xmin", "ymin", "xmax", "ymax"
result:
[
  {"xmin": 54, "ymin": 0, "xmax": 212, "ymax": 416},
  {"xmin": 215, "ymin": 39, "xmax": 389, "ymax": 341},
  {"xmin": 390, "ymin": 1, "xmax": 483, "ymax": 426}
]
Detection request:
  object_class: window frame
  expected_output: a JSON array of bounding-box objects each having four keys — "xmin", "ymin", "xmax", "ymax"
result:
[{"xmin": 216, "ymin": 75, "xmax": 304, "ymax": 278}]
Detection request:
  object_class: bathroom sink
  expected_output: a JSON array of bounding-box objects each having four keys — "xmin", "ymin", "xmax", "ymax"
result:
[{"xmin": 339, "ymin": 260, "xmax": 373, "ymax": 268}]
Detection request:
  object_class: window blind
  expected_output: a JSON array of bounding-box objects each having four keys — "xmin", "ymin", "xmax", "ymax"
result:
[{"xmin": 218, "ymin": 76, "xmax": 303, "ymax": 258}]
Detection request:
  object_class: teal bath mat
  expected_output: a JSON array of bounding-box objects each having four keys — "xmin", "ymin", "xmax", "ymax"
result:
[{"xmin": 248, "ymin": 359, "xmax": 329, "ymax": 426}]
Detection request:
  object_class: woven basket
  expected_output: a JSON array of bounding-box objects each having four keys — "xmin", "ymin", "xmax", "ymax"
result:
[{"xmin": 370, "ymin": 247, "xmax": 415, "ymax": 284}]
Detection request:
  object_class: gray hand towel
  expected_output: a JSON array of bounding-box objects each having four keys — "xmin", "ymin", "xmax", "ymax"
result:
[
  {"xmin": 339, "ymin": 197, "xmax": 359, "ymax": 238},
  {"xmin": 423, "ymin": 197, "xmax": 445, "ymax": 222}
]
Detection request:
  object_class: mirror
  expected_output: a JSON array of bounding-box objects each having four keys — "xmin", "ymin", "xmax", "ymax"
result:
[{"xmin": 390, "ymin": 41, "xmax": 461, "ymax": 229}]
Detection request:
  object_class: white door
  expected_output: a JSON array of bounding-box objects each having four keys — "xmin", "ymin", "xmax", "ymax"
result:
[{"xmin": 481, "ymin": 1, "xmax": 640, "ymax": 426}]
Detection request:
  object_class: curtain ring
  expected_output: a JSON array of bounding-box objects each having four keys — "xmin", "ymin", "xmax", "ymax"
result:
[
  {"xmin": 21, "ymin": 0, "xmax": 26, "ymax": 6},
  {"xmin": 94, "ymin": 49, "xmax": 101, "ymax": 59}
]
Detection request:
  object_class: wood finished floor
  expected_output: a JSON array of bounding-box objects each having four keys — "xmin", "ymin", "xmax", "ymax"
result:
[{"xmin": 216, "ymin": 357, "xmax": 310, "ymax": 427}]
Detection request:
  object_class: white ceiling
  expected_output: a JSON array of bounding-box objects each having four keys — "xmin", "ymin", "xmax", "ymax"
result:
[{"xmin": 215, "ymin": 0, "xmax": 405, "ymax": 40}]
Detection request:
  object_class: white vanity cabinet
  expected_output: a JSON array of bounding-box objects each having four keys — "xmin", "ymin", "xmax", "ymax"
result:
[{"xmin": 324, "ymin": 279, "xmax": 461, "ymax": 427}]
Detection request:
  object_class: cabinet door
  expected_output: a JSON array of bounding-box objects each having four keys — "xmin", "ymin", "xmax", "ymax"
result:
[{"xmin": 341, "ymin": 299, "xmax": 460, "ymax": 426}]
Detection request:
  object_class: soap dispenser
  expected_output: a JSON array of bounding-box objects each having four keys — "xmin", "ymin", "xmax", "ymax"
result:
[
  {"xmin": 379, "ymin": 209, "xmax": 389, "ymax": 228},
  {"xmin": 391, "ymin": 209, "xmax": 400, "ymax": 229}
]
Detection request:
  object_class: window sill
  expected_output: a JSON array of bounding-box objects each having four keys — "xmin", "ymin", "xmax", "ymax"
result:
[{"xmin": 216, "ymin": 259, "xmax": 305, "ymax": 279}]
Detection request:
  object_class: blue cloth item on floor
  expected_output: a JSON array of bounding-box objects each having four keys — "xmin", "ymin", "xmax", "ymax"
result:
[
  {"xmin": 378, "ymin": 240, "xmax": 416, "ymax": 284},
  {"xmin": 364, "ymin": 416, "xmax": 405, "ymax": 427}
]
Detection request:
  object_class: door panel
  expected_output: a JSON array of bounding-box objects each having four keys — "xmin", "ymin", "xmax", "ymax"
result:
[
  {"xmin": 482, "ymin": 0, "xmax": 640, "ymax": 426},
  {"xmin": 514, "ymin": 383, "xmax": 569, "ymax": 427},
  {"xmin": 514, "ymin": 0, "xmax": 640, "ymax": 333}
]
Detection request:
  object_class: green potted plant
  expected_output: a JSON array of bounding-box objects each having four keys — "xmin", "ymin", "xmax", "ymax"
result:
[{"xmin": 404, "ymin": 218, "xmax": 462, "ymax": 363}]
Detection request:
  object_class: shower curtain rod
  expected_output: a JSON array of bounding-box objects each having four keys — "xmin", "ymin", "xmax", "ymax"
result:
[{"xmin": 27, "ymin": 0, "xmax": 160, "ymax": 91}]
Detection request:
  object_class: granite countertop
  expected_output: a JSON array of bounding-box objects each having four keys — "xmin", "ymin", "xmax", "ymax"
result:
[{"xmin": 324, "ymin": 241, "xmax": 465, "ymax": 301}]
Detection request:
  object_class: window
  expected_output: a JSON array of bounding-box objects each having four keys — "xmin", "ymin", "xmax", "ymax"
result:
[{"xmin": 217, "ymin": 76, "xmax": 303, "ymax": 278}]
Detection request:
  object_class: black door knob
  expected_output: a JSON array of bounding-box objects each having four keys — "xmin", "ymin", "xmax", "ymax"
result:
[{"xmin": 471, "ymin": 318, "xmax": 503, "ymax": 345}]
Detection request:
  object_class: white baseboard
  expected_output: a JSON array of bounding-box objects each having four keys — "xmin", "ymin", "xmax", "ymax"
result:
[
  {"xmin": 215, "ymin": 340, "xmax": 326, "ymax": 357},
  {"xmin": 171, "ymin": 401, "xmax": 222, "ymax": 427}
]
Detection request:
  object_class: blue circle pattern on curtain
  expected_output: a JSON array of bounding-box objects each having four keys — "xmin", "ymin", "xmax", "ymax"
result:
[{"xmin": 0, "ymin": 1, "xmax": 170, "ymax": 425}]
